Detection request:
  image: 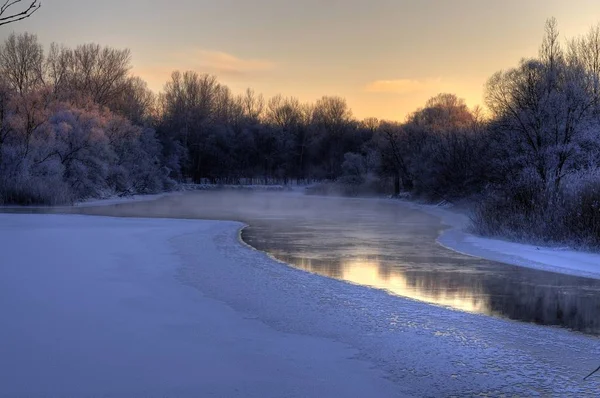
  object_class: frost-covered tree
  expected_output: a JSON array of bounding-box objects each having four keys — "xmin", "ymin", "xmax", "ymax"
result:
[
  {"xmin": 473, "ymin": 18, "xmax": 600, "ymax": 247},
  {"xmin": 104, "ymin": 115, "xmax": 169, "ymax": 194},
  {"xmin": 0, "ymin": 85, "xmax": 173, "ymax": 204},
  {"xmin": 48, "ymin": 106, "xmax": 113, "ymax": 198},
  {"xmin": 486, "ymin": 19, "xmax": 598, "ymax": 192}
]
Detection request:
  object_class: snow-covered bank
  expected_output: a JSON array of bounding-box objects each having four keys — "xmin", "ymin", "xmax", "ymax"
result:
[
  {"xmin": 1, "ymin": 213, "xmax": 600, "ymax": 396},
  {"xmin": 0, "ymin": 214, "xmax": 399, "ymax": 398},
  {"xmin": 74, "ymin": 191, "xmax": 180, "ymax": 207},
  {"xmin": 0, "ymin": 192, "xmax": 178, "ymax": 210},
  {"xmin": 401, "ymin": 200, "xmax": 600, "ymax": 280},
  {"xmin": 181, "ymin": 183, "xmax": 290, "ymax": 192}
]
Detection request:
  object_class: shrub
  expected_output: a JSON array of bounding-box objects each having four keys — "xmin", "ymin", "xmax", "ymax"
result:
[{"xmin": 472, "ymin": 170, "xmax": 600, "ymax": 249}]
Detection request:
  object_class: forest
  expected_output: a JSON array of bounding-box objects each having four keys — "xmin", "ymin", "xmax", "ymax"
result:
[{"xmin": 0, "ymin": 18, "xmax": 599, "ymax": 248}]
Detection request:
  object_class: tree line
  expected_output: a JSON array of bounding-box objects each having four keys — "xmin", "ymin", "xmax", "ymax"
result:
[{"xmin": 1, "ymin": 18, "xmax": 599, "ymax": 247}]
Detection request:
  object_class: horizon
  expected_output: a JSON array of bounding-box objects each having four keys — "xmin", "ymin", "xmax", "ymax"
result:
[{"xmin": 2, "ymin": 1, "xmax": 600, "ymax": 121}]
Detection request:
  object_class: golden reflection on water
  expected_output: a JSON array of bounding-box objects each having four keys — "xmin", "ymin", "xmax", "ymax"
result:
[{"xmin": 276, "ymin": 254, "xmax": 491, "ymax": 314}]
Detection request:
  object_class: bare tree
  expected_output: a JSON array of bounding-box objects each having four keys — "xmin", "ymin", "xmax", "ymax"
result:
[
  {"xmin": 239, "ymin": 88, "xmax": 264, "ymax": 122},
  {"xmin": 567, "ymin": 23, "xmax": 600, "ymax": 100},
  {"xmin": 360, "ymin": 117, "xmax": 380, "ymax": 133},
  {"xmin": 266, "ymin": 95, "xmax": 303, "ymax": 129},
  {"xmin": 69, "ymin": 44, "xmax": 132, "ymax": 107},
  {"xmin": 111, "ymin": 76, "xmax": 156, "ymax": 125},
  {"xmin": 375, "ymin": 121, "xmax": 413, "ymax": 195},
  {"xmin": 408, "ymin": 93, "xmax": 474, "ymax": 132},
  {"xmin": 0, "ymin": 32, "xmax": 44, "ymax": 93},
  {"xmin": 312, "ymin": 96, "xmax": 353, "ymax": 135},
  {"xmin": 0, "ymin": 0, "xmax": 40, "ymax": 27},
  {"xmin": 45, "ymin": 43, "xmax": 73, "ymax": 99}
]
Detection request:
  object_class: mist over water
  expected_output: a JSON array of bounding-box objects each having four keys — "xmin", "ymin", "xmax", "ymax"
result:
[{"xmin": 19, "ymin": 190, "xmax": 600, "ymax": 335}]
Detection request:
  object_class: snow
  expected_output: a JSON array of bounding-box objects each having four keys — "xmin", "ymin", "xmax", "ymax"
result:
[
  {"xmin": 181, "ymin": 183, "xmax": 290, "ymax": 192},
  {"xmin": 1, "ymin": 213, "xmax": 600, "ymax": 396},
  {"xmin": 0, "ymin": 192, "xmax": 176, "ymax": 210},
  {"xmin": 403, "ymin": 200, "xmax": 600, "ymax": 280},
  {"xmin": 74, "ymin": 192, "xmax": 178, "ymax": 207},
  {"xmin": 0, "ymin": 214, "xmax": 400, "ymax": 398}
]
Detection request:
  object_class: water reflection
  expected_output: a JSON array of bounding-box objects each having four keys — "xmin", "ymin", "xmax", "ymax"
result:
[
  {"xmin": 248, "ymin": 233, "xmax": 600, "ymax": 335},
  {"xmin": 5, "ymin": 190, "xmax": 600, "ymax": 335},
  {"xmin": 273, "ymin": 254, "xmax": 491, "ymax": 314}
]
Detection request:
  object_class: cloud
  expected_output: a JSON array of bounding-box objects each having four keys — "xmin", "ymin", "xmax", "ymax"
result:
[
  {"xmin": 365, "ymin": 78, "xmax": 442, "ymax": 94},
  {"xmin": 189, "ymin": 50, "xmax": 275, "ymax": 76},
  {"xmin": 133, "ymin": 49, "xmax": 276, "ymax": 92}
]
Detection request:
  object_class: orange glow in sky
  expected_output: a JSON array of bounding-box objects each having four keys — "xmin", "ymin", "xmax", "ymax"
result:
[{"xmin": 3, "ymin": 0, "xmax": 600, "ymax": 120}]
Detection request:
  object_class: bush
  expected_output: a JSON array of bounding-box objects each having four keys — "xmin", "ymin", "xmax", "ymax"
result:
[
  {"xmin": 562, "ymin": 172, "xmax": 600, "ymax": 247},
  {"xmin": 472, "ymin": 170, "xmax": 600, "ymax": 249},
  {"xmin": 0, "ymin": 175, "xmax": 72, "ymax": 206}
]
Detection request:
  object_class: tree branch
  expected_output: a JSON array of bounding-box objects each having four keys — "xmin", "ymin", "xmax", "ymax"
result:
[
  {"xmin": 0, "ymin": 0, "xmax": 40, "ymax": 26},
  {"xmin": 584, "ymin": 365, "xmax": 600, "ymax": 380}
]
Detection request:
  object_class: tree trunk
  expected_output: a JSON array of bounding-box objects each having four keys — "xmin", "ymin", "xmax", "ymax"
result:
[{"xmin": 394, "ymin": 173, "xmax": 401, "ymax": 196}]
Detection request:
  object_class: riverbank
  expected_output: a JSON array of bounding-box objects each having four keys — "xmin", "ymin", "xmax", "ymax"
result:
[
  {"xmin": 1, "ymin": 213, "xmax": 599, "ymax": 396},
  {"xmin": 402, "ymin": 200, "xmax": 600, "ymax": 280}
]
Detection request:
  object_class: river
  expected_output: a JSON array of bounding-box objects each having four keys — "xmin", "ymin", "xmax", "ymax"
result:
[{"xmin": 9, "ymin": 190, "xmax": 600, "ymax": 335}]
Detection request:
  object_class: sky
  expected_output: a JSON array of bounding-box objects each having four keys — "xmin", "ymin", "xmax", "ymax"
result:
[{"xmin": 3, "ymin": 0, "xmax": 600, "ymax": 121}]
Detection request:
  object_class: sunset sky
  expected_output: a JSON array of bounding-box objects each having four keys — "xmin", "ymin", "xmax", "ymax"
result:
[{"xmin": 3, "ymin": 0, "xmax": 600, "ymax": 120}]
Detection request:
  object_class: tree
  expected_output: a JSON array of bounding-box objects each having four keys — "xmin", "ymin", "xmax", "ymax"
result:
[
  {"xmin": 158, "ymin": 71, "xmax": 223, "ymax": 181},
  {"xmin": 403, "ymin": 93, "xmax": 485, "ymax": 198},
  {"xmin": 360, "ymin": 117, "xmax": 380, "ymax": 133},
  {"xmin": 567, "ymin": 23, "xmax": 600, "ymax": 101},
  {"xmin": 373, "ymin": 121, "xmax": 417, "ymax": 195},
  {"xmin": 69, "ymin": 44, "xmax": 132, "ymax": 107},
  {"xmin": 45, "ymin": 43, "xmax": 72, "ymax": 100},
  {"xmin": 312, "ymin": 96, "xmax": 354, "ymax": 178},
  {"xmin": 407, "ymin": 93, "xmax": 474, "ymax": 132},
  {"xmin": 0, "ymin": 32, "xmax": 44, "ymax": 93},
  {"xmin": 485, "ymin": 19, "xmax": 597, "ymax": 192},
  {"xmin": 238, "ymin": 88, "xmax": 264, "ymax": 123},
  {"xmin": 0, "ymin": 0, "xmax": 40, "ymax": 27},
  {"xmin": 313, "ymin": 96, "xmax": 353, "ymax": 135},
  {"xmin": 267, "ymin": 95, "xmax": 303, "ymax": 129},
  {"xmin": 265, "ymin": 95, "xmax": 312, "ymax": 181},
  {"xmin": 111, "ymin": 76, "xmax": 156, "ymax": 125}
]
